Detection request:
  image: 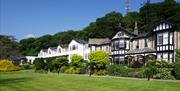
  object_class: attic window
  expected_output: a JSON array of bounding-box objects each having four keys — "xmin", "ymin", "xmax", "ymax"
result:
[{"xmin": 118, "ymin": 32, "xmax": 124, "ymax": 37}]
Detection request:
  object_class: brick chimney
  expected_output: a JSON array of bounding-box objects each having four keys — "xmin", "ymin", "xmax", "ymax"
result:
[{"xmin": 134, "ymin": 21, "xmax": 138, "ymax": 35}]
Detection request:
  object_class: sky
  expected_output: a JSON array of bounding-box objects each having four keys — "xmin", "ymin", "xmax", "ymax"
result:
[{"xmin": 0, "ymin": 0, "xmax": 179, "ymax": 40}]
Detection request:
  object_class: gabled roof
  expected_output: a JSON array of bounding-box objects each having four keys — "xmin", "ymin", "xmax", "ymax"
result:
[
  {"xmin": 61, "ymin": 44, "xmax": 68, "ymax": 48},
  {"xmin": 133, "ymin": 33, "xmax": 150, "ymax": 39},
  {"xmin": 152, "ymin": 20, "xmax": 176, "ymax": 32},
  {"xmin": 49, "ymin": 47, "xmax": 57, "ymax": 50},
  {"xmin": 41, "ymin": 49, "xmax": 48, "ymax": 52},
  {"xmin": 88, "ymin": 38, "xmax": 110, "ymax": 45},
  {"xmin": 73, "ymin": 39, "xmax": 87, "ymax": 44},
  {"xmin": 116, "ymin": 27, "xmax": 137, "ymax": 36}
]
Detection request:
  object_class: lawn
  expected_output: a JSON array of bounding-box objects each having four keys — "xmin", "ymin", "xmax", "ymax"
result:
[{"xmin": 0, "ymin": 71, "xmax": 180, "ymax": 91}]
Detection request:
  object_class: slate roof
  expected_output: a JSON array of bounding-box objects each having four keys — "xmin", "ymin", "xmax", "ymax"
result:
[
  {"xmin": 61, "ymin": 44, "xmax": 68, "ymax": 48},
  {"xmin": 127, "ymin": 47, "xmax": 156, "ymax": 54},
  {"xmin": 74, "ymin": 39, "xmax": 88, "ymax": 44},
  {"xmin": 133, "ymin": 33, "xmax": 149, "ymax": 39},
  {"xmin": 41, "ymin": 49, "xmax": 48, "ymax": 52},
  {"xmin": 88, "ymin": 38, "xmax": 110, "ymax": 45},
  {"xmin": 49, "ymin": 47, "xmax": 57, "ymax": 50},
  {"xmin": 116, "ymin": 27, "xmax": 137, "ymax": 36}
]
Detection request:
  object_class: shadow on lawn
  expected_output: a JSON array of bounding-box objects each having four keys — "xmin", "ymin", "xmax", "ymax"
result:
[{"xmin": 0, "ymin": 77, "xmax": 33, "ymax": 85}]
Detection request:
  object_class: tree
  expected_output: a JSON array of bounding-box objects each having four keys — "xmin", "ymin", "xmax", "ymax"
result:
[
  {"xmin": 0, "ymin": 35, "xmax": 20, "ymax": 60},
  {"xmin": 122, "ymin": 12, "xmax": 140, "ymax": 32},
  {"xmin": 88, "ymin": 50, "xmax": 109, "ymax": 75},
  {"xmin": 46, "ymin": 57, "xmax": 56, "ymax": 72},
  {"xmin": 175, "ymin": 49, "xmax": 180, "ymax": 62},
  {"xmin": 143, "ymin": 60, "xmax": 159, "ymax": 80},
  {"xmin": 19, "ymin": 38, "xmax": 37, "ymax": 56},
  {"xmin": 34, "ymin": 58, "xmax": 46, "ymax": 70},
  {"xmin": 84, "ymin": 11, "xmax": 123, "ymax": 39},
  {"xmin": 52, "ymin": 57, "xmax": 68, "ymax": 73},
  {"xmin": 71, "ymin": 54, "xmax": 83, "ymax": 67},
  {"xmin": 174, "ymin": 61, "xmax": 180, "ymax": 79},
  {"xmin": 139, "ymin": 0, "xmax": 180, "ymax": 33}
]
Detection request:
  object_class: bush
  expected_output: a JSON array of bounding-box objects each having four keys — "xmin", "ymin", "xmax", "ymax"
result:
[
  {"xmin": 107, "ymin": 64, "xmax": 128, "ymax": 77},
  {"xmin": 21, "ymin": 64, "xmax": 34, "ymax": 70},
  {"xmin": 127, "ymin": 68, "xmax": 145, "ymax": 78},
  {"xmin": 35, "ymin": 69, "xmax": 48, "ymax": 74},
  {"xmin": 46, "ymin": 57, "xmax": 55, "ymax": 71},
  {"xmin": 155, "ymin": 68, "xmax": 175, "ymax": 80},
  {"xmin": 89, "ymin": 50, "xmax": 109, "ymax": 68},
  {"xmin": 0, "ymin": 59, "xmax": 20, "ymax": 72},
  {"xmin": 175, "ymin": 49, "xmax": 180, "ymax": 62},
  {"xmin": 71, "ymin": 54, "xmax": 83, "ymax": 67},
  {"xmin": 143, "ymin": 60, "xmax": 159, "ymax": 80},
  {"xmin": 154, "ymin": 61, "xmax": 173, "ymax": 68},
  {"xmin": 63, "ymin": 66, "xmax": 87, "ymax": 74},
  {"xmin": 52, "ymin": 57, "xmax": 68, "ymax": 72},
  {"xmin": 94, "ymin": 69, "xmax": 106, "ymax": 76},
  {"xmin": 174, "ymin": 61, "xmax": 180, "ymax": 79},
  {"xmin": 64, "ymin": 66, "xmax": 80, "ymax": 74},
  {"xmin": 34, "ymin": 58, "xmax": 46, "ymax": 70},
  {"xmin": 60, "ymin": 66, "xmax": 69, "ymax": 73}
]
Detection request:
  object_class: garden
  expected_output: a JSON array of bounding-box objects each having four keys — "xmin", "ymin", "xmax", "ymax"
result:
[
  {"xmin": 1, "ymin": 50, "xmax": 180, "ymax": 81},
  {"xmin": 1, "ymin": 50, "xmax": 180, "ymax": 91}
]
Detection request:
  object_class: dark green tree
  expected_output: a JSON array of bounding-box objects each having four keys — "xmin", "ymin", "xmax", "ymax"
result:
[
  {"xmin": 34, "ymin": 58, "xmax": 46, "ymax": 70},
  {"xmin": 175, "ymin": 49, "xmax": 180, "ymax": 62},
  {"xmin": 19, "ymin": 38, "xmax": 37, "ymax": 56},
  {"xmin": 122, "ymin": 12, "xmax": 140, "ymax": 32},
  {"xmin": 139, "ymin": 0, "xmax": 180, "ymax": 33},
  {"xmin": 143, "ymin": 60, "xmax": 159, "ymax": 80},
  {"xmin": 0, "ymin": 35, "xmax": 20, "ymax": 60},
  {"xmin": 52, "ymin": 57, "xmax": 68, "ymax": 72}
]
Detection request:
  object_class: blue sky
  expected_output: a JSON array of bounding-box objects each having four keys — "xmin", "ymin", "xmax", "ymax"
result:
[{"xmin": 0, "ymin": 0, "xmax": 179, "ymax": 40}]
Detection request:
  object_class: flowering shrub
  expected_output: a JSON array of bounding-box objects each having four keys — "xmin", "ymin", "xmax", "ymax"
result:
[{"xmin": 0, "ymin": 59, "xmax": 20, "ymax": 72}]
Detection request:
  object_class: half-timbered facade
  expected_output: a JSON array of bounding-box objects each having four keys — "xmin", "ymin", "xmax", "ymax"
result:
[
  {"xmin": 110, "ymin": 21, "xmax": 180, "ymax": 65},
  {"xmin": 111, "ymin": 28, "xmax": 136, "ymax": 64}
]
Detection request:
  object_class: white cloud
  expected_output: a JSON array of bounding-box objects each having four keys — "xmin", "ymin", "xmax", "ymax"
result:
[{"xmin": 25, "ymin": 34, "xmax": 35, "ymax": 39}]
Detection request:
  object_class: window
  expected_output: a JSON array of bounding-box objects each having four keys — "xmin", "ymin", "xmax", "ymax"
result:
[
  {"xmin": 119, "ymin": 40, "xmax": 125, "ymax": 48},
  {"xmin": 71, "ymin": 45, "xmax": 78, "ymax": 50},
  {"xmin": 59, "ymin": 48, "xmax": 61, "ymax": 53},
  {"xmin": 163, "ymin": 32, "xmax": 168, "ymax": 44},
  {"xmin": 118, "ymin": 32, "xmax": 124, "ymax": 37},
  {"xmin": 157, "ymin": 33, "xmax": 163, "ymax": 45},
  {"xmin": 136, "ymin": 40, "xmax": 139, "ymax": 49},
  {"xmin": 144, "ymin": 39, "xmax": 148, "ymax": 47},
  {"xmin": 119, "ymin": 57, "xmax": 124, "ymax": 61},
  {"xmin": 112, "ymin": 43, "xmax": 115, "ymax": 50},
  {"xmin": 170, "ymin": 32, "xmax": 172, "ymax": 44},
  {"xmin": 114, "ymin": 57, "xmax": 119, "ymax": 64},
  {"xmin": 106, "ymin": 46, "xmax": 109, "ymax": 52},
  {"xmin": 115, "ymin": 41, "xmax": 119, "ymax": 50}
]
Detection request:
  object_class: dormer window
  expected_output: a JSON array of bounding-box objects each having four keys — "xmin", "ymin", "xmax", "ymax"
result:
[
  {"xmin": 118, "ymin": 32, "xmax": 124, "ymax": 37},
  {"xmin": 71, "ymin": 45, "xmax": 78, "ymax": 50}
]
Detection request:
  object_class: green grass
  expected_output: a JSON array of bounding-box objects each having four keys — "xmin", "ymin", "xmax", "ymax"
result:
[{"xmin": 0, "ymin": 71, "xmax": 180, "ymax": 91}]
